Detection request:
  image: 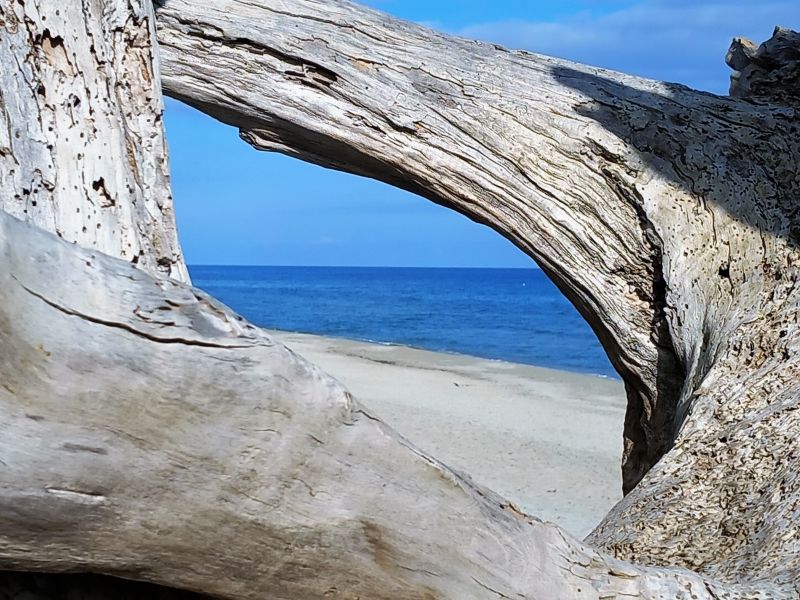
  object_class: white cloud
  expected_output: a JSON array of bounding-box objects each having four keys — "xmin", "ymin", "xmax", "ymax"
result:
[
  {"xmin": 313, "ymin": 236, "xmax": 337, "ymax": 246},
  {"xmin": 457, "ymin": 1, "xmax": 799, "ymax": 93}
]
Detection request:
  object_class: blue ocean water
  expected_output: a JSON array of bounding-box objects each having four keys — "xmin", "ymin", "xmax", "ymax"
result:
[{"xmin": 189, "ymin": 266, "xmax": 617, "ymax": 378}]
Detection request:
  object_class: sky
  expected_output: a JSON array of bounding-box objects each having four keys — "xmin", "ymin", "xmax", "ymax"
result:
[{"xmin": 165, "ymin": 0, "xmax": 798, "ymax": 267}]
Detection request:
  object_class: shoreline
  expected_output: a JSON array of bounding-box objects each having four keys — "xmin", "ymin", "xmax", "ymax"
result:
[
  {"xmin": 268, "ymin": 329, "xmax": 626, "ymax": 539},
  {"xmin": 266, "ymin": 327, "xmax": 620, "ymax": 381}
]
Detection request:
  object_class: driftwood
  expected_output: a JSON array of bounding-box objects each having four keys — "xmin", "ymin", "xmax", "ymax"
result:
[
  {"xmin": 0, "ymin": 208, "xmax": 754, "ymax": 599},
  {"xmin": 727, "ymin": 26, "xmax": 800, "ymax": 107},
  {"xmin": 154, "ymin": 0, "xmax": 800, "ymax": 582},
  {"xmin": 1, "ymin": 0, "xmax": 800, "ymax": 597},
  {"xmin": 0, "ymin": 0, "xmax": 188, "ymax": 282}
]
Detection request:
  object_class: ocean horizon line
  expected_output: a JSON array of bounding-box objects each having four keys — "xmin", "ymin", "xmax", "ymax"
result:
[
  {"xmin": 188, "ymin": 264, "xmax": 541, "ymax": 270},
  {"xmin": 190, "ymin": 265, "xmax": 616, "ymax": 378}
]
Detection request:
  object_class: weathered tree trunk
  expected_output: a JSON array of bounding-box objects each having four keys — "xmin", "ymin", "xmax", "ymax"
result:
[
  {"xmin": 0, "ymin": 210, "xmax": 778, "ymax": 600},
  {"xmin": 0, "ymin": 0, "xmax": 188, "ymax": 282},
  {"xmin": 1, "ymin": 0, "xmax": 799, "ymax": 597},
  {"xmin": 154, "ymin": 0, "xmax": 800, "ymax": 589}
]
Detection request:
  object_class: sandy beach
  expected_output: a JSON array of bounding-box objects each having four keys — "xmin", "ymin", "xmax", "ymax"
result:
[{"xmin": 270, "ymin": 330, "xmax": 626, "ymax": 539}]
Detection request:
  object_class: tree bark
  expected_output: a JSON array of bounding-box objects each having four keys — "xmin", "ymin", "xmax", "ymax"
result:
[
  {"xmin": 155, "ymin": 0, "xmax": 686, "ymax": 495},
  {"xmin": 0, "ymin": 210, "xmax": 780, "ymax": 600},
  {"xmin": 153, "ymin": 0, "xmax": 800, "ymax": 587},
  {"xmin": 0, "ymin": 0, "xmax": 188, "ymax": 282},
  {"xmin": 2, "ymin": 0, "xmax": 800, "ymax": 597},
  {"xmin": 727, "ymin": 26, "xmax": 800, "ymax": 106}
]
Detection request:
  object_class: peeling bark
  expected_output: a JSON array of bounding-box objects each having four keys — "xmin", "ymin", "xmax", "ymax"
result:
[{"xmin": 0, "ymin": 0, "xmax": 188, "ymax": 281}]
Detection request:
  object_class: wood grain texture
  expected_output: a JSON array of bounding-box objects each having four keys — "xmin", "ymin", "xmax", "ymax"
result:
[
  {"xmin": 1, "ymin": 0, "xmax": 799, "ymax": 596},
  {"xmin": 153, "ymin": 0, "xmax": 800, "ymax": 589},
  {"xmin": 0, "ymin": 211, "xmax": 778, "ymax": 599},
  {"xmin": 0, "ymin": 0, "xmax": 188, "ymax": 281},
  {"xmin": 727, "ymin": 27, "xmax": 800, "ymax": 107},
  {"xmin": 155, "ymin": 0, "xmax": 685, "ymax": 495}
]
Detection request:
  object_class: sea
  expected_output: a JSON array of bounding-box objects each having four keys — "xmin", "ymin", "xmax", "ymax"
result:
[{"xmin": 189, "ymin": 266, "xmax": 617, "ymax": 378}]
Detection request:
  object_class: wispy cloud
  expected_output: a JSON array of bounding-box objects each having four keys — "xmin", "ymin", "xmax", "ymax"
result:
[
  {"xmin": 457, "ymin": 1, "xmax": 799, "ymax": 93},
  {"xmin": 313, "ymin": 236, "xmax": 337, "ymax": 246}
]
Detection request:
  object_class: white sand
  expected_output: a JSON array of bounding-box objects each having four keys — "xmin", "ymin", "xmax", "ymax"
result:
[{"xmin": 270, "ymin": 330, "xmax": 626, "ymax": 539}]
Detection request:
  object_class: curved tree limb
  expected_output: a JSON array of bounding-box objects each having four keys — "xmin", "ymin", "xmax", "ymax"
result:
[
  {"xmin": 153, "ymin": 0, "xmax": 800, "ymax": 585},
  {"xmin": 0, "ymin": 210, "xmax": 781, "ymax": 600},
  {"xmin": 154, "ymin": 0, "xmax": 687, "ymax": 495},
  {"xmin": 2, "ymin": 0, "xmax": 799, "ymax": 595}
]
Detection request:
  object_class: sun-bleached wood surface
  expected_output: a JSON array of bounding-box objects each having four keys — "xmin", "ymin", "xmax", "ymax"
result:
[
  {"xmin": 0, "ymin": 0, "xmax": 188, "ymax": 281},
  {"xmin": 0, "ymin": 210, "xmax": 778, "ymax": 600},
  {"xmin": 154, "ymin": 0, "xmax": 800, "ymax": 586},
  {"xmin": 1, "ymin": 0, "xmax": 799, "ymax": 596}
]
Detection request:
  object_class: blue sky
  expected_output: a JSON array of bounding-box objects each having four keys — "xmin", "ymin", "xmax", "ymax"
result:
[{"xmin": 165, "ymin": 0, "xmax": 798, "ymax": 267}]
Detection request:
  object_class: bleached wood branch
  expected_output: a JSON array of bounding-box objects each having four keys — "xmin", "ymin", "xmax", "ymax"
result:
[
  {"xmin": 1, "ymin": 0, "xmax": 798, "ymax": 596},
  {"xmin": 154, "ymin": 0, "xmax": 800, "ymax": 587},
  {"xmin": 0, "ymin": 211, "xmax": 774, "ymax": 599}
]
